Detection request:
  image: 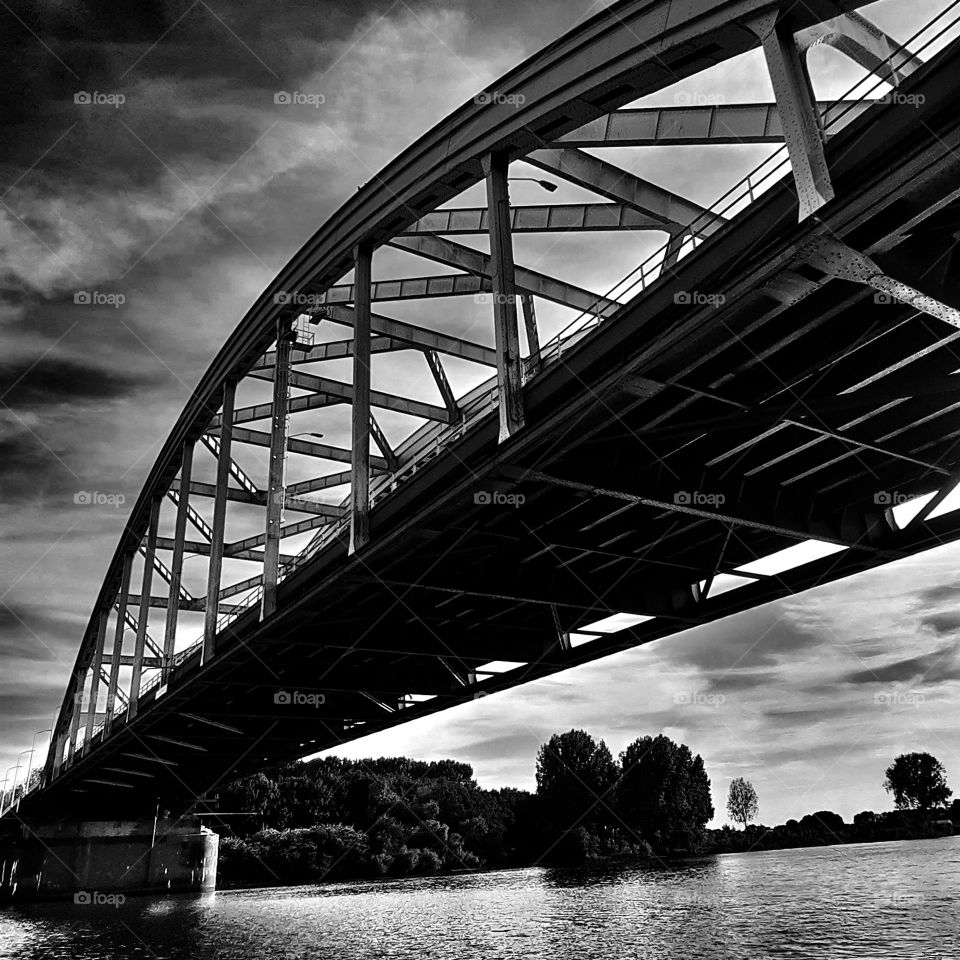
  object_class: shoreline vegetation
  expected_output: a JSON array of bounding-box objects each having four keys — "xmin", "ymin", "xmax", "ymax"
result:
[{"xmin": 213, "ymin": 733, "xmax": 956, "ymax": 890}]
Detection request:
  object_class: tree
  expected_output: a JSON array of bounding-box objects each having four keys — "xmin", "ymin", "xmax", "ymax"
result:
[
  {"xmin": 616, "ymin": 734, "xmax": 714, "ymax": 850},
  {"xmin": 726, "ymin": 777, "xmax": 758, "ymax": 828},
  {"xmin": 884, "ymin": 752, "xmax": 952, "ymax": 813},
  {"xmin": 535, "ymin": 729, "xmax": 618, "ymax": 833}
]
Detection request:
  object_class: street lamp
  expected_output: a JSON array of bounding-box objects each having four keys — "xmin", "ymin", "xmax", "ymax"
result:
[
  {"xmin": 507, "ymin": 177, "xmax": 557, "ymax": 192},
  {"xmin": 24, "ymin": 728, "xmax": 52, "ymax": 795}
]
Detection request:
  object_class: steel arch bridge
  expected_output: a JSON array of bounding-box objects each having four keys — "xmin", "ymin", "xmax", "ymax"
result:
[{"xmin": 13, "ymin": 0, "xmax": 960, "ymax": 819}]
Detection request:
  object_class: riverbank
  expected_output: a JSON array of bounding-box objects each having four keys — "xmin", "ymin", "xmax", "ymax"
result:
[{"xmin": 216, "ymin": 816, "xmax": 955, "ymax": 891}]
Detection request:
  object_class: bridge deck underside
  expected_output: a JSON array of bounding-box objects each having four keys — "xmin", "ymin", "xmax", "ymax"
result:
[{"xmin": 25, "ymin": 37, "xmax": 960, "ymax": 819}]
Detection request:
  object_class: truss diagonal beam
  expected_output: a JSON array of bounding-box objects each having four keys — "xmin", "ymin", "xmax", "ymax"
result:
[
  {"xmin": 390, "ymin": 234, "xmax": 620, "ymax": 318},
  {"xmin": 311, "ymin": 304, "xmax": 497, "ymax": 367},
  {"xmin": 323, "ymin": 274, "xmax": 489, "ymax": 303},
  {"xmin": 249, "ymin": 367, "xmax": 451, "ymax": 423},
  {"xmin": 213, "ymin": 425, "xmax": 390, "ymax": 472},
  {"xmin": 526, "ymin": 148, "xmax": 726, "ymax": 237},
  {"xmin": 170, "ymin": 478, "xmax": 343, "ymax": 518}
]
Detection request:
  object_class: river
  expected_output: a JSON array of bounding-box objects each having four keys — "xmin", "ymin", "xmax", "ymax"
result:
[{"xmin": 1, "ymin": 836, "xmax": 956, "ymax": 958}]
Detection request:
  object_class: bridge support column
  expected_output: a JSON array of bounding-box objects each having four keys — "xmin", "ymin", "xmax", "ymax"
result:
[
  {"xmin": 749, "ymin": 10, "xmax": 834, "ymax": 219},
  {"xmin": 83, "ymin": 611, "xmax": 108, "ymax": 746},
  {"xmin": 65, "ymin": 685, "xmax": 83, "ymax": 766},
  {"xmin": 521, "ymin": 294, "xmax": 541, "ymax": 378},
  {"xmin": 163, "ymin": 441, "xmax": 193, "ymax": 682},
  {"xmin": 350, "ymin": 241, "xmax": 373, "ymax": 554},
  {"xmin": 262, "ymin": 322, "xmax": 292, "ymax": 613},
  {"xmin": 0, "ymin": 818, "xmax": 218, "ymax": 902},
  {"xmin": 204, "ymin": 379, "xmax": 237, "ymax": 661},
  {"xmin": 129, "ymin": 497, "xmax": 160, "ymax": 717},
  {"xmin": 483, "ymin": 151, "xmax": 525, "ymax": 441},
  {"xmin": 106, "ymin": 553, "xmax": 133, "ymax": 730}
]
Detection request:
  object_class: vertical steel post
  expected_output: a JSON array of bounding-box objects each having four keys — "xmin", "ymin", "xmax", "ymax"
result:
[
  {"xmin": 83, "ymin": 610, "xmax": 108, "ymax": 745},
  {"xmin": 163, "ymin": 440, "xmax": 193, "ymax": 683},
  {"xmin": 106, "ymin": 553, "xmax": 133, "ymax": 729},
  {"xmin": 129, "ymin": 497, "xmax": 160, "ymax": 717},
  {"xmin": 262, "ymin": 323, "xmax": 292, "ymax": 615},
  {"xmin": 482, "ymin": 152, "xmax": 524, "ymax": 441},
  {"xmin": 750, "ymin": 10, "xmax": 834, "ymax": 219},
  {"xmin": 204, "ymin": 379, "xmax": 237, "ymax": 660},
  {"xmin": 521, "ymin": 294, "xmax": 541, "ymax": 378},
  {"xmin": 350, "ymin": 241, "xmax": 373, "ymax": 554},
  {"xmin": 65, "ymin": 685, "xmax": 83, "ymax": 765}
]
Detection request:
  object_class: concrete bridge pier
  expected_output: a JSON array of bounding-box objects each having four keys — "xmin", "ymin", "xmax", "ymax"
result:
[{"xmin": 0, "ymin": 817, "xmax": 218, "ymax": 902}]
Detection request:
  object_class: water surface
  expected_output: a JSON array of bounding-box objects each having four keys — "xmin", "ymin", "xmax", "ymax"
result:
[{"xmin": 1, "ymin": 836, "xmax": 956, "ymax": 958}]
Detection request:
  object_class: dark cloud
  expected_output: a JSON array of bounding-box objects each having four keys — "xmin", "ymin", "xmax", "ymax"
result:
[
  {"xmin": 0, "ymin": 356, "xmax": 150, "ymax": 409},
  {"xmin": 920, "ymin": 611, "xmax": 960, "ymax": 636},
  {"xmin": 841, "ymin": 645, "xmax": 960, "ymax": 686},
  {"xmin": 0, "ymin": 604, "xmax": 81, "ymax": 664}
]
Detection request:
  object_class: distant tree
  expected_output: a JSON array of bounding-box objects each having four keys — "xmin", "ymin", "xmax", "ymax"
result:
[
  {"xmin": 616, "ymin": 734, "xmax": 714, "ymax": 850},
  {"xmin": 884, "ymin": 752, "xmax": 952, "ymax": 813},
  {"xmin": 853, "ymin": 810, "xmax": 879, "ymax": 825},
  {"xmin": 726, "ymin": 778, "xmax": 759, "ymax": 828},
  {"xmin": 799, "ymin": 810, "xmax": 845, "ymax": 838},
  {"xmin": 536, "ymin": 729, "xmax": 618, "ymax": 833}
]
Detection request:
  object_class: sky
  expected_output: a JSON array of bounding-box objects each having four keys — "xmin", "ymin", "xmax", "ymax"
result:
[{"xmin": 1, "ymin": 0, "xmax": 958, "ymax": 828}]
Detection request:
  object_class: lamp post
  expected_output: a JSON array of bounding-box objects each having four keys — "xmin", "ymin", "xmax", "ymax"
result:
[
  {"xmin": 507, "ymin": 177, "xmax": 558, "ymax": 192},
  {"xmin": 23, "ymin": 728, "xmax": 52, "ymax": 796}
]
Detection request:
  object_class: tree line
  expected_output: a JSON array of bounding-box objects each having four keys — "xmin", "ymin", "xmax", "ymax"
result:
[{"xmin": 213, "ymin": 738, "xmax": 954, "ymax": 887}]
